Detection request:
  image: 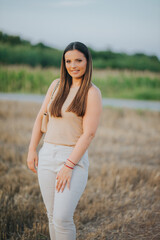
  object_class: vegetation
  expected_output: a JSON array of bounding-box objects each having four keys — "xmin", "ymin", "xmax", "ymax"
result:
[
  {"xmin": 92, "ymin": 69, "xmax": 160, "ymax": 100},
  {"xmin": 0, "ymin": 31, "xmax": 160, "ymax": 72},
  {"xmin": 0, "ymin": 65, "xmax": 160, "ymax": 100},
  {"xmin": 0, "ymin": 43, "xmax": 62, "ymax": 68}
]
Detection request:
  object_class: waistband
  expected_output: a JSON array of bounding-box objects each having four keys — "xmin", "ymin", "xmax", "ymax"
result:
[
  {"xmin": 39, "ymin": 141, "xmax": 89, "ymax": 170},
  {"xmin": 43, "ymin": 141, "xmax": 75, "ymax": 149},
  {"xmin": 42, "ymin": 142, "xmax": 88, "ymax": 155}
]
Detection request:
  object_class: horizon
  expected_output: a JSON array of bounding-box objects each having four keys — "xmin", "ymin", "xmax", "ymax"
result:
[
  {"xmin": 1, "ymin": 30, "xmax": 159, "ymax": 60},
  {"xmin": 0, "ymin": 0, "xmax": 160, "ymax": 58}
]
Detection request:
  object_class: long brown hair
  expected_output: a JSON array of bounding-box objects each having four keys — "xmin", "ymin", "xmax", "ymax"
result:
[{"xmin": 49, "ymin": 41, "xmax": 93, "ymax": 117}]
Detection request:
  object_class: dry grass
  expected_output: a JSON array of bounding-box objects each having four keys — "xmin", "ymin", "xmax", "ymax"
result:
[{"xmin": 0, "ymin": 100, "xmax": 160, "ymax": 240}]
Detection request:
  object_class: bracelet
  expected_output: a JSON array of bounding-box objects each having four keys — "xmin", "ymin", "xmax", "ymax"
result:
[
  {"xmin": 67, "ymin": 158, "xmax": 77, "ymax": 166},
  {"xmin": 64, "ymin": 163, "xmax": 74, "ymax": 170}
]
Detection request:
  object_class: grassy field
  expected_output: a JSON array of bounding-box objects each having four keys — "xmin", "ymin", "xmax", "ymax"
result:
[
  {"xmin": 0, "ymin": 100, "xmax": 160, "ymax": 239},
  {"xmin": 0, "ymin": 65, "xmax": 160, "ymax": 100}
]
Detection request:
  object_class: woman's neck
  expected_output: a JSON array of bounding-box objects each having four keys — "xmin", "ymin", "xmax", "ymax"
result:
[{"xmin": 71, "ymin": 77, "xmax": 82, "ymax": 87}]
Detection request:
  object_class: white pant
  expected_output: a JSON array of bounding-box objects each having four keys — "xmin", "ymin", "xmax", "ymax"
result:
[{"xmin": 37, "ymin": 142, "xmax": 89, "ymax": 240}]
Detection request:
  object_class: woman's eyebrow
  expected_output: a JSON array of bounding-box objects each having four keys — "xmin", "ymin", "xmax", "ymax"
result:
[{"xmin": 65, "ymin": 58, "xmax": 83, "ymax": 60}]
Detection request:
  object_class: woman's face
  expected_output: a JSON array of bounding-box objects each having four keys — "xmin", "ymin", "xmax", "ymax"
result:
[{"xmin": 64, "ymin": 50, "xmax": 87, "ymax": 79}]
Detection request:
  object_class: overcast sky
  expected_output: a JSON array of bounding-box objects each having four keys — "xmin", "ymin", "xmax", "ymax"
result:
[{"xmin": 0, "ymin": 0, "xmax": 160, "ymax": 58}]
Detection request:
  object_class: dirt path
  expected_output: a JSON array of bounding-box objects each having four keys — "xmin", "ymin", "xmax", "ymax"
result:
[{"xmin": 1, "ymin": 92, "xmax": 160, "ymax": 111}]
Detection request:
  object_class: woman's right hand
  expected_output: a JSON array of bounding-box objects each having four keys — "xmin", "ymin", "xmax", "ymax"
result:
[{"xmin": 27, "ymin": 149, "xmax": 38, "ymax": 174}]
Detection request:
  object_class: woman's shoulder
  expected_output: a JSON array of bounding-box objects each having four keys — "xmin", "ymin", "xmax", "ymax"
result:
[
  {"xmin": 47, "ymin": 78, "xmax": 60, "ymax": 98},
  {"xmin": 88, "ymin": 83, "xmax": 102, "ymax": 98},
  {"xmin": 50, "ymin": 78, "xmax": 60, "ymax": 92},
  {"xmin": 85, "ymin": 83, "xmax": 103, "ymax": 113},
  {"xmin": 51, "ymin": 78, "xmax": 60, "ymax": 89}
]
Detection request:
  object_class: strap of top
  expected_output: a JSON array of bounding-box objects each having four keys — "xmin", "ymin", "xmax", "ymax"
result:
[{"xmin": 51, "ymin": 79, "xmax": 60, "ymax": 100}]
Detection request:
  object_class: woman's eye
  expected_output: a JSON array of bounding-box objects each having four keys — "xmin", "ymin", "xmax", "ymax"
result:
[{"xmin": 66, "ymin": 59, "xmax": 82, "ymax": 63}]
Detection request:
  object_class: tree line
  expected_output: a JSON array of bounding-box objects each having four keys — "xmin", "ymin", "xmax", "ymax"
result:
[{"xmin": 0, "ymin": 31, "xmax": 160, "ymax": 72}]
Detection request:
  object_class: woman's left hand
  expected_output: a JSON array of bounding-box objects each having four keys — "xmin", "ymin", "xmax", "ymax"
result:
[{"xmin": 56, "ymin": 165, "xmax": 73, "ymax": 192}]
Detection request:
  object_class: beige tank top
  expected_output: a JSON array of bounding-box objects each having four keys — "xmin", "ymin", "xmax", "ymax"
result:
[{"xmin": 43, "ymin": 86, "xmax": 83, "ymax": 146}]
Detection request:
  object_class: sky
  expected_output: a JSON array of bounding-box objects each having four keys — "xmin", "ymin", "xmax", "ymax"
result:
[{"xmin": 0, "ymin": 0, "xmax": 160, "ymax": 58}]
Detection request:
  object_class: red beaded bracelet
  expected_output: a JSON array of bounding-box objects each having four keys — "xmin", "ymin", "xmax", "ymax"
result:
[
  {"xmin": 67, "ymin": 158, "xmax": 76, "ymax": 166},
  {"xmin": 64, "ymin": 163, "xmax": 74, "ymax": 170}
]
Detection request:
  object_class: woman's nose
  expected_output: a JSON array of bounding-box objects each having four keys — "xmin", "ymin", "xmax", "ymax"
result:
[{"xmin": 71, "ymin": 61, "xmax": 76, "ymax": 68}]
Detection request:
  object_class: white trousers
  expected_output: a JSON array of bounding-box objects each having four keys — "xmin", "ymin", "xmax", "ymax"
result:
[{"xmin": 37, "ymin": 142, "xmax": 89, "ymax": 240}]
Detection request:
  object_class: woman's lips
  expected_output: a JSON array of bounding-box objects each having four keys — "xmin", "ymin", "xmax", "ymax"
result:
[{"xmin": 71, "ymin": 70, "xmax": 79, "ymax": 73}]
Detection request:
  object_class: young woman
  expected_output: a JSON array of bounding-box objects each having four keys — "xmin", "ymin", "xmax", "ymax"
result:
[{"xmin": 27, "ymin": 41, "xmax": 102, "ymax": 240}]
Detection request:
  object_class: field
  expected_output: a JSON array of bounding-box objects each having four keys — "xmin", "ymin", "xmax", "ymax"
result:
[
  {"xmin": 0, "ymin": 65, "xmax": 160, "ymax": 100},
  {"xmin": 0, "ymin": 100, "xmax": 160, "ymax": 240}
]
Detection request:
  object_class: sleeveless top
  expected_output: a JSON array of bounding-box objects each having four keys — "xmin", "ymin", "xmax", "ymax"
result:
[{"xmin": 43, "ymin": 86, "xmax": 83, "ymax": 146}]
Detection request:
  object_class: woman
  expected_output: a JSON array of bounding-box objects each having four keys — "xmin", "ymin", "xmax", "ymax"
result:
[{"xmin": 27, "ymin": 41, "xmax": 102, "ymax": 240}]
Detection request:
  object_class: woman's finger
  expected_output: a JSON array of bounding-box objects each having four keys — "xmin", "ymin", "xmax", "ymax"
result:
[
  {"xmin": 34, "ymin": 154, "xmax": 38, "ymax": 168},
  {"xmin": 28, "ymin": 162, "xmax": 36, "ymax": 172},
  {"xmin": 67, "ymin": 178, "xmax": 70, "ymax": 190},
  {"xmin": 30, "ymin": 165, "xmax": 37, "ymax": 174},
  {"xmin": 60, "ymin": 179, "xmax": 67, "ymax": 192},
  {"xmin": 56, "ymin": 179, "xmax": 63, "ymax": 191}
]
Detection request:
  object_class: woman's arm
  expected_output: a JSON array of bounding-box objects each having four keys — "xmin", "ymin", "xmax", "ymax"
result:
[
  {"xmin": 56, "ymin": 85, "xmax": 103, "ymax": 192},
  {"xmin": 27, "ymin": 78, "xmax": 60, "ymax": 173},
  {"xmin": 28, "ymin": 78, "xmax": 60, "ymax": 151},
  {"xmin": 66, "ymin": 85, "xmax": 103, "ymax": 166}
]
